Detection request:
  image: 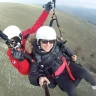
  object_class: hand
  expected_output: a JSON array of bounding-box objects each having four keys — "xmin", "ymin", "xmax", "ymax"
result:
[
  {"xmin": 71, "ymin": 55, "xmax": 77, "ymax": 62},
  {"xmin": 39, "ymin": 77, "xmax": 50, "ymax": 87},
  {"xmin": 12, "ymin": 48, "xmax": 24, "ymax": 61},
  {"xmin": 43, "ymin": 2, "xmax": 52, "ymax": 12}
]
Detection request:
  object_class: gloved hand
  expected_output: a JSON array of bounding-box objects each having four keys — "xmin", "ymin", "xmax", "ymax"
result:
[
  {"xmin": 12, "ymin": 48, "xmax": 24, "ymax": 61},
  {"xmin": 43, "ymin": 2, "xmax": 52, "ymax": 12}
]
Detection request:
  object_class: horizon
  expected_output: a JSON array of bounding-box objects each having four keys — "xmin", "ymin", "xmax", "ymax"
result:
[{"xmin": 0, "ymin": 0, "xmax": 96, "ymax": 9}]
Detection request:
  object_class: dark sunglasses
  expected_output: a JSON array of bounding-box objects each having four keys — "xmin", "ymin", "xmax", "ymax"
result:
[
  {"xmin": 10, "ymin": 39, "xmax": 15, "ymax": 44},
  {"xmin": 41, "ymin": 39, "xmax": 55, "ymax": 44}
]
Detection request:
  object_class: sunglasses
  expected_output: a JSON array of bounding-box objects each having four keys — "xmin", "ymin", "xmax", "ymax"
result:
[
  {"xmin": 10, "ymin": 39, "xmax": 15, "ymax": 44},
  {"xmin": 41, "ymin": 39, "xmax": 55, "ymax": 44}
]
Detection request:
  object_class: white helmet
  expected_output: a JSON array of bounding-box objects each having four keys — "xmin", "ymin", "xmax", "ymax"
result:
[
  {"xmin": 36, "ymin": 26, "xmax": 56, "ymax": 40},
  {"xmin": 3, "ymin": 25, "xmax": 21, "ymax": 39}
]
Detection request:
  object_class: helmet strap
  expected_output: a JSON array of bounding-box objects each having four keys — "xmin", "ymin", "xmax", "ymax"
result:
[{"xmin": 19, "ymin": 33, "xmax": 22, "ymax": 40}]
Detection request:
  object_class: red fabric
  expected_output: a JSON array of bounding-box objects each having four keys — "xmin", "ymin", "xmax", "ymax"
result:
[
  {"xmin": 62, "ymin": 57, "xmax": 75, "ymax": 81},
  {"xmin": 52, "ymin": 60, "xmax": 66, "ymax": 77},
  {"xmin": 22, "ymin": 10, "xmax": 49, "ymax": 47},
  {"xmin": 22, "ymin": 10, "xmax": 48, "ymax": 36},
  {"xmin": 52, "ymin": 57, "xmax": 75, "ymax": 81},
  {"xmin": 65, "ymin": 62, "xmax": 75, "ymax": 81},
  {"xmin": 7, "ymin": 49, "xmax": 29, "ymax": 75},
  {"xmin": 7, "ymin": 10, "xmax": 49, "ymax": 75}
]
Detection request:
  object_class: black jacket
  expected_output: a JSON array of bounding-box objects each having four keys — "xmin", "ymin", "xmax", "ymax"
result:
[{"xmin": 28, "ymin": 41, "xmax": 74, "ymax": 86}]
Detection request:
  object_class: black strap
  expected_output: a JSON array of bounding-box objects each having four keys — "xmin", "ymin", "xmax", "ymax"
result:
[
  {"xmin": 43, "ymin": 81, "xmax": 50, "ymax": 96},
  {"xmin": 49, "ymin": 0, "xmax": 63, "ymax": 40},
  {"xmin": 52, "ymin": 0, "xmax": 56, "ymax": 10}
]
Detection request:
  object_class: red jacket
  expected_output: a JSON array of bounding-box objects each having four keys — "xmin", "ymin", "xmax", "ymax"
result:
[{"xmin": 7, "ymin": 10, "xmax": 49, "ymax": 75}]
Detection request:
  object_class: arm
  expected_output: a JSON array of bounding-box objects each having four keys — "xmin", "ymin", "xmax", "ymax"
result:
[
  {"xmin": 58, "ymin": 42, "xmax": 74, "ymax": 57},
  {"xmin": 22, "ymin": 10, "xmax": 49, "ymax": 37},
  {"xmin": 28, "ymin": 62, "xmax": 46, "ymax": 86},
  {"xmin": 58, "ymin": 41, "xmax": 77, "ymax": 61},
  {"xmin": 63, "ymin": 47, "xmax": 77, "ymax": 62},
  {"xmin": 63, "ymin": 46, "xmax": 74, "ymax": 57},
  {"xmin": 22, "ymin": 2, "xmax": 52, "ymax": 37},
  {"xmin": 7, "ymin": 48, "xmax": 30, "ymax": 75}
]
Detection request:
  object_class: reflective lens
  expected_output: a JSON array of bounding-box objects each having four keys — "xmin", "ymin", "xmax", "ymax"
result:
[{"xmin": 41, "ymin": 39, "xmax": 55, "ymax": 44}]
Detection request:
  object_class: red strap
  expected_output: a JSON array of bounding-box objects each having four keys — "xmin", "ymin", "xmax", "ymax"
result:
[
  {"xmin": 51, "ymin": 60, "xmax": 66, "ymax": 77},
  {"xmin": 62, "ymin": 57, "xmax": 75, "ymax": 81}
]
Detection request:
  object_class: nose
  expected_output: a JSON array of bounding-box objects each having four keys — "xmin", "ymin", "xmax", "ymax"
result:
[{"xmin": 46, "ymin": 42, "xmax": 50, "ymax": 46}]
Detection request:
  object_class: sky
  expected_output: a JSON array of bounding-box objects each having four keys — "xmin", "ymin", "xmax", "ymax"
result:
[{"xmin": 0, "ymin": 0, "xmax": 96, "ymax": 8}]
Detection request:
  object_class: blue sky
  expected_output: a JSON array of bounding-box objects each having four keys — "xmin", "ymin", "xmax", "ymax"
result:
[{"xmin": 0, "ymin": 0, "xmax": 96, "ymax": 8}]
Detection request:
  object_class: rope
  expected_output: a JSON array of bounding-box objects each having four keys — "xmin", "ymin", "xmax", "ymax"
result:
[{"xmin": 49, "ymin": 0, "xmax": 63, "ymax": 40}]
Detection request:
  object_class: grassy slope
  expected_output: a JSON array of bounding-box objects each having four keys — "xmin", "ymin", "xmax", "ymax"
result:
[{"xmin": 0, "ymin": 2, "xmax": 96, "ymax": 96}]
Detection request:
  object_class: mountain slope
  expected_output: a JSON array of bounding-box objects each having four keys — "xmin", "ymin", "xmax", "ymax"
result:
[
  {"xmin": 57, "ymin": 5, "xmax": 96, "ymax": 25},
  {"xmin": 0, "ymin": 2, "xmax": 96, "ymax": 96}
]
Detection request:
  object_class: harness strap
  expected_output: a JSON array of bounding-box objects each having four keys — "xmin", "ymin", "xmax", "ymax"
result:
[
  {"xmin": 62, "ymin": 57, "xmax": 75, "ymax": 81},
  {"xmin": 51, "ymin": 58, "xmax": 66, "ymax": 77},
  {"xmin": 51, "ymin": 57, "xmax": 75, "ymax": 81}
]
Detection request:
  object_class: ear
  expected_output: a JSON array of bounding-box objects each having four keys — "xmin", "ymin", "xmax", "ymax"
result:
[{"xmin": 25, "ymin": 33, "xmax": 36, "ymax": 54}]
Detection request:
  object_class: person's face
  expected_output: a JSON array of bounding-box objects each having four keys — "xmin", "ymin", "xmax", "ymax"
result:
[
  {"xmin": 8, "ymin": 38, "xmax": 16, "ymax": 48},
  {"xmin": 40, "ymin": 39, "xmax": 55, "ymax": 52}
]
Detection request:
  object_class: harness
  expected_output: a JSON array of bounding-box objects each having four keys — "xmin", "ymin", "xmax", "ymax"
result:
[
  {"xmin": 33, "ymin": 42, "xmax": 75, "ymax": 81},
  {"xmin": 33, "ymin": 42, "xmax": 62, "ymax": 73}
]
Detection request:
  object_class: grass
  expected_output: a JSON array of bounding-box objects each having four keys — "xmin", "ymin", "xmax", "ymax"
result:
[{"xmin": 0, "ymin": 2, "xmax": 96, "ymax": 96}]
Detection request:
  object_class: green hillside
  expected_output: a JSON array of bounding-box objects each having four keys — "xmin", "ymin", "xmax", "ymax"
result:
[{"xmin": 0, "ymin": 2, "xmax": 96, "ymax": 96}]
